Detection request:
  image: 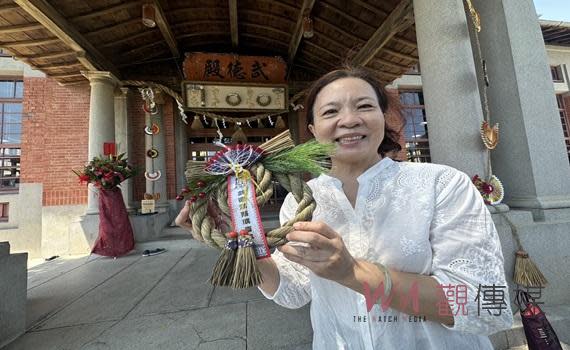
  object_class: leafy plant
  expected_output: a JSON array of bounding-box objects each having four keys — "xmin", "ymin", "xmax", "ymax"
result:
[{"xmin": 73, "ymin": 153, "xmax": 136, "ymax": 190}]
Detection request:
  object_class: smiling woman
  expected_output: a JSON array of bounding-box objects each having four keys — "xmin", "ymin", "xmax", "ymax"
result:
[{"xmin": 256, "ymin": 66, "xmax": 514, "ymax": 350}]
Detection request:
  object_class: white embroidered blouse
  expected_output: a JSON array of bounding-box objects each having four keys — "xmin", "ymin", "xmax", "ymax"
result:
[{"xmin": 259, "ymin": 157, "xmax": 513, "ymax": 350}]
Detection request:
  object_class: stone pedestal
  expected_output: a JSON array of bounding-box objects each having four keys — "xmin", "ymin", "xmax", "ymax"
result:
[{"xmin": 0, "ymin": 242, "xmax": 27, "ymax": 348}]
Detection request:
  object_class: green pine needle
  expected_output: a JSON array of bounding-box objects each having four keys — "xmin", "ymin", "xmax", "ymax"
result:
[{"xmin": 262, "ymin": 140, "xmax": 335, "ymax": 176}]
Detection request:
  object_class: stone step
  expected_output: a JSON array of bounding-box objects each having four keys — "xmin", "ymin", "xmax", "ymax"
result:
[
  {"xmin": 0, "ymin": 241, "xmax": 10, "ymax": 256},
  {"xmin": 490, "ymin": 304, "xmax": 570, "ymax": 349}
]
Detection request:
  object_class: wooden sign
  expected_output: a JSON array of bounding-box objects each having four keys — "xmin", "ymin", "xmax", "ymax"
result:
[
  {"xmin": 183, "ymin": 53, "xmax": 286, "ymax": 84},
  {"xmin": 182, "ymin": 82, "xmax": 288, "ymax": 112}
]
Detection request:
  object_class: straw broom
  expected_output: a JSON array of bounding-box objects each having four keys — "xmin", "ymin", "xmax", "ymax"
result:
[{"xmin": 498, "ymin": 213, "xmax": 548, "ymax": 288}]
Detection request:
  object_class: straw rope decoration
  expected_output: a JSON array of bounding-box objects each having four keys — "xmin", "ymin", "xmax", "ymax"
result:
[{"xmin": 180, "ymin": 130, "xmax": 333, "ymax": 288}]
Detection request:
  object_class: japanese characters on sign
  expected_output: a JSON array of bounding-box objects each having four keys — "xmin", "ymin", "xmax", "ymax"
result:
[{"xmin": 184, "ymin": 53, "xmax": 286, "ymax": 84}]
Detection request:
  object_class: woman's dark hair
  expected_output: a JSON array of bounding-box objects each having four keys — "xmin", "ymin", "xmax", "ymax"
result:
[{"xmin": 304, "ymin": 66, "xmax": 403, "ymax": 155}]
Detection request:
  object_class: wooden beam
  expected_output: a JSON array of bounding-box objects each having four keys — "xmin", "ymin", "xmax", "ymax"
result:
[
  {"xmin": 85, "ymin": 18, "xmax": 142, "ymax": 38},
  {"xmin": 1, "ymin": 37, "xmax": 60, "ymax": 48},
  {"xmin": 229, "ymin": 0, "xmax": 238, "ymax": 48},
  {"xmin": 151, "ymin": 0, "xmax": 179, "ymax": 58},
  {"xmin": 57, "ymin": 79, "xmax": 88, "ymax": 86},
  {"xmin": 48, "ymin": 72, "xmax": 83, "ymax": 79},
  {"xmin": 35, "ymin": 62, "xmax": 82, "ymax": 70},
  {"xmin": 14, "ymin": 0, "xmax": 119, "ymax": 77},
  {"xmin": 352, "ymin": 0, "xmax": 387, "ymax": 17},
  {"xmin": 373, "ymin": 57, "xmax": 410, "ymax": 71},
  {"xmin": 99, "ymin": 30, "xmax": 156, "ymax": 49},
  {"xmin": 383, "ymin": 46, "xmax": 418, "ymax": 61},
  {"xmin": 319, "ymin": 0, "xmax": 413, "ymax": 47},
  {"xmin": 0, "ymin": 22, "xmax": 44, "ymax": 34},
  {"xmin": 0, "ymin": 4, "xmax": 20, "ymax": 14},
  {"xmin": 71, "ymin": 1, "xmax": 142, "ymax": 22},
  {"xmin": 392, "ymin": 36, "xmax": 416, "ymax": 48},
  {"xmin": 287, "ymin": 0, "xmax": 316, "ymax": 68},
  {"xmin": 350, "ymin": 0, "xmax": 414, "ymax": 66},
  {"xmin": 117, "ymin": 41, "xmax": 166, "ymax": 60},
  {"xmin": 242, "ymin": 23, "xmax": 289, "ymax": 37},
  {"xmin": 19, "ymin": 50, "xmax": 75, "ymax": 60}
]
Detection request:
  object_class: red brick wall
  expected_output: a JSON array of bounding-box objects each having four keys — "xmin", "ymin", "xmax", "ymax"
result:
[
  {"xmin": 21, "ymin": 77, "xmax": 91, "ymax": 206},
  {"xmin": 128, "ymin": 92, "xmax": 147, "ymax": 202},
  {"xmin": 163, "ymin": 98, "xmax": 177, "ymax": 199}
]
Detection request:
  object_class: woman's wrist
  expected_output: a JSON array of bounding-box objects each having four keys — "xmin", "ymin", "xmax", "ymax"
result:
[{"xmin": 337, "ymin": 259, "xmax": 366, "ymax": 290}]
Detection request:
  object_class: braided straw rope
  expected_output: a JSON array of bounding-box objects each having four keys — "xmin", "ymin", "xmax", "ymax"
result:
[{"xmin": 189, "ymin": 162, "xmax": 316, "ymax": 250}]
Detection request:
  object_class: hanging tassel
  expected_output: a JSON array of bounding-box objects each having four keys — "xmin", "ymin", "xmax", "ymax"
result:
[
  {"xmin": 191, "ymin": 115, "xmax": 203, "ymax": 130},
  {"xmin": 209, "ymin": 231, "xmax": 238, "ymax": 286},
  {"xmin": 514, "ymin": 250, "xmax": 548, "ymax": 288},
  {"xmin": 231, "ymin": 126, "xmax": 248, "ymax": 145},
  {"xmin": 499, "ymin": 213, "xmax": 548, "ymax": 288},
  {"xmin": 231, "ymin": 229, "xmax": 263, "ymax": 288},
  {"xmin": 275, "ymin": 116, "xmax": 286, "ymax": 129}
]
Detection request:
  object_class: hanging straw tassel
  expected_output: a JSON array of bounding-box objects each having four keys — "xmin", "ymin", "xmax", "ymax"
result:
[
  {"xmin": 209, "ymin": 231, "xmax": 238, "ymax": 286},
  {"xmin": 514, "ymin": 250, "xmax": 548, "ymax": 288},
  {"xmin": 231, "ymin": 229, "xmax": 263, "ymax": 288},
  {"xmin": 191, "ymin": 115, "xmax": 203, "ymax": 130},
  {"xmin": 499, "ymin": 213, "xmax": 548, "ymax": 288}
]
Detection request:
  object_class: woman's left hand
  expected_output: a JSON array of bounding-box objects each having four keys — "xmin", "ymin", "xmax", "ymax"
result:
[{"xmin": 279, "ymin": 221, "xmax": 357, "ymax": 283}]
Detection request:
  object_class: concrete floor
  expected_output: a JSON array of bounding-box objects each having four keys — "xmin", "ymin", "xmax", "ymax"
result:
[
  {"xmin": 3, "ymin": 226, "xmax": 568, "ymax": 350},
  {"xmin": 4, "ymin": 227, "xmax": 312, "ymax": 350}
]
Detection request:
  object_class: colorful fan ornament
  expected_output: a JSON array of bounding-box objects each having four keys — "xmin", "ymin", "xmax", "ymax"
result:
[
  {"xmin": 177, "ymin": 130, "xmax": 334, "ymax": 288},
  {"xmin": 472, "ymin": 174, "xmax": 504, "ymax": 205}
]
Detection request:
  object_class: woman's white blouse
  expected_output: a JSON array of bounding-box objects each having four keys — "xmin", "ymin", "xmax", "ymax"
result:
[{"xmin": 259, "ymin": 157, "xmax": 513, "ymax": 349}]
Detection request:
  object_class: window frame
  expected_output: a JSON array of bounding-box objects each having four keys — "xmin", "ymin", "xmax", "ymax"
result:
[
  {"xmin": 399, "ymin": 89, "xmax": 431, "ymax": 163},
  {"xmin": 0, "ymin": 77, "xmax": 22, "ymax": 193}
]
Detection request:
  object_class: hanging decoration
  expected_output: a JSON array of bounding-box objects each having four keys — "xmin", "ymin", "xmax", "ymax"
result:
[
  {"xmin": 275, "ymin": 116, "xmax": 286, "ymax": 129},
  {"xmin": 144, "ymin": 170, "xmax": 161, "ymax": 181},
  {"xmin": 231, "ymin": 124, "xmax": 248, "ymax": 144},
  {"xmin": 144, "ymin": 123, "xmax": 160, "ymax": 135},
  {"xmin": 191, "ymin": 115, "xmax": 203, "ymax": 130},
  {"xmin": 122, "ymin": 80, "xmax": 189, "ymax": 124},
  {"xmin": 140, "ymin": 87, "xmax": 158, "ymax": 115},
  {"xmin": 175, "ymin": 130, "xmax": 334, "ymax": 288},
  {"xmin": 140, "ymin": 87, "xmax": 163, "ymax": 207},
  {"xmin": 185, "ymin": 110, "xmax": 289, "ymax": 133},
  {"xmin": 146, "ymin": 148, "xmax": 159, "ymax": 158},
  {"xmin": 472, "ymin": 175, "xmax": 504, "ymax": 205},
  {"xmin": 464, "ymin": 0, "xmax": 547, "ymax": 289},
  {"xmin": 480, "ymin": 121, "xmax": 499, "ymax": 150},
  {"xmin": 464, "ymin": 0, "xmax": 503, "ymax": 205}
]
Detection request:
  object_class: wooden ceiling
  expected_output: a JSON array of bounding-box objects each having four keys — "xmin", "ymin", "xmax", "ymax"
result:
[{"xmin": 0, "ymin": 0, "xmax": 419, "ymax": 92}]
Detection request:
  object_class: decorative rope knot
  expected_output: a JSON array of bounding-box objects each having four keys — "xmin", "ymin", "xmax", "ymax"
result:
[{"xmin": 179, "ymin": 130, "xmax": 334, "ymax": 288}]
